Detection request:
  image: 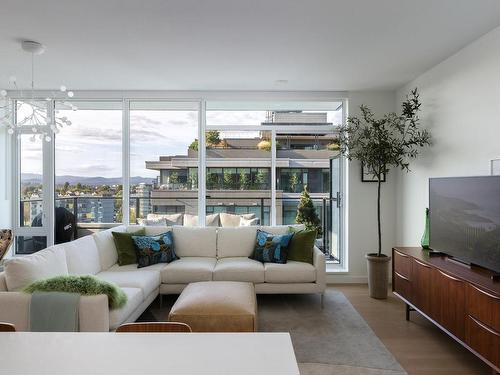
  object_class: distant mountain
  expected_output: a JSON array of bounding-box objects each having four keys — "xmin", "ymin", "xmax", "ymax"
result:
[{"xmin": 21, "ymin": 174, "xmax": 155, "ymax": 186}]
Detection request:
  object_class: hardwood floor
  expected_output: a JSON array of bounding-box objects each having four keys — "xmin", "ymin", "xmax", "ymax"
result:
[{"xmin": 335, "ymin": 284, "xmax": 491, "ymax": 375}]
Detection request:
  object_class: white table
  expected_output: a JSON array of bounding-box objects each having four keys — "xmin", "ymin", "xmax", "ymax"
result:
[{"xmin": 0, "ymin": 332, "xmax": 300, "ymax": 375}]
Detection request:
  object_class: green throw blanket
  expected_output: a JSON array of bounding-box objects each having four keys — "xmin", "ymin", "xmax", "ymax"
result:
[
  {"xmin": 24, "ymin": 275, "xmax": 127, "ymax": 309},
  {"xmin": 30, "ymin": 291, "xmax": 80, "ymax": 332}
]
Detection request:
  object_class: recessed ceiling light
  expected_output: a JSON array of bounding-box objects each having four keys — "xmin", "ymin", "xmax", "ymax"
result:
[{"xmin": 275, "ymin": 79, "xmax": 289, "ymax": 85}]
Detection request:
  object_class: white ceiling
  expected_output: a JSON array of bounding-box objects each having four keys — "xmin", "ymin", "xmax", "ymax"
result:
[{"xmin": 1, "ymin": 0, "xmax": 500, "ymax": 92}]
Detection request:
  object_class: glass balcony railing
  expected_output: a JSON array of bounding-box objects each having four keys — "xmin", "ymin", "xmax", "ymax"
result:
[{"xmin": 19, "ymin": 196, "xmax": 339, "ymax": 262}]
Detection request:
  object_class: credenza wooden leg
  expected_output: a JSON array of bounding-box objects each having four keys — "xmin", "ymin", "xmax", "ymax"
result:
[{"xmin": 405, "ymin": 303, "xmax": 415, "ymax": 321}]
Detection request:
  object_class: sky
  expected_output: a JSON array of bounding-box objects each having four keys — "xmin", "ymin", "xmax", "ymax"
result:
[{"xmin": 20, "ymin": 106, "xmax": 343, "ymax": 179}]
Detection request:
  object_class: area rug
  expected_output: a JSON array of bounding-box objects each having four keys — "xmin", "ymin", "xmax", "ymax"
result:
[{"xmin": 139, "ymin": 289, "xmax": 406, "ymax": 375}]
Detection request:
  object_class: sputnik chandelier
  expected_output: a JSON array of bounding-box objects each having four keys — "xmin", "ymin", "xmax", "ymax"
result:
[{"xmin": 0, "ymin": 40, "xmax": 77, "ymax": 142}]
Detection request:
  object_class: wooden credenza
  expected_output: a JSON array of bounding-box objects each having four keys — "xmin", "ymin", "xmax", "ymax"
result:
[{"xmin": 392, "ymin": 247, "xmax": 500, "ymax": 373}]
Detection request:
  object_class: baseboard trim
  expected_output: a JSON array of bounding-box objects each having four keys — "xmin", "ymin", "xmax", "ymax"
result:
[{"xmin": 326, "ymin": 275, "xmax": 368, "ymax": 284}]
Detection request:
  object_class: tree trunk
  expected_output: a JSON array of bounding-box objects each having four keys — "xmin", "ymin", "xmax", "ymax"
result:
[{"xmin": 377, "ymin": 177, "xmax": 382, "ymax": 256}]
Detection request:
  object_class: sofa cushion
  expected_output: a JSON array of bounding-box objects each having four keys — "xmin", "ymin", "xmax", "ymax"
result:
[
  {"xmin": 96, "ymin": 268, "xmax": 159, "ymax": 299},
  {"xmin": 260, "ymin": 224, "xmax": 305, "ymax": 235},
  {"xmin": 264, "ymin": 261, "xmax": 316, "ymax": 283},
  {"xmin": 217, "ymin": 227, "xmax": 257, "ymax": 258},
  {"xmin": 213, "ymin": 257, "xmax": 264, "ymax": 283},
  {"xmin": 93, "ymin": 226, "xmax": 126, "ymax": 271},
  {"xmin": 63, "ymin": 235, "xmax": 102, "ymax": 275},
  {"xmin": 172, "ymin": 226, "xmax": 217, "ymax": 257},
  {"xmin": 4, "ymin": 246, "xmax": 69, "ymax": 291},
  {"xmin": 144, "ymin": 226, "xmax": 173, "ymax": 236},
  {"xmin": 109, "ymin": 287, "xmax": 143, "ymax": 330},
  {"xmin": 161, "ymin": 257, "xmax": 216, "ymax": 284},
  {"xmin": 106, "ymin": 263, "xmax": 165, "ymax": 273},
  {"xmin": 132, "ymin": 232, "xmax": 178, "ymax": 268}
]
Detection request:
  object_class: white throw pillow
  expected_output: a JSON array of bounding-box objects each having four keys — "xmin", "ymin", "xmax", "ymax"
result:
[
  {"xmin": 206, "ymin": 213, "xmax": 220, "ymax": 227},
  {"xmin": 137, "ymin": 217, "xmax": 167, "ymax": 226},
  {"xmin": 183, "ymin": 213, "xmax": 219, "ymax": 227},
  {"xmin": 219, "ymin": 213, "xmax": 241, "ymax": 227},
  {"xmin": 146, "ymin": 213, "xmax": 183, "ymax": 226},
  {"xmin": 183, "ymin": 214, "xmax": 198, "ymax": 227},
  {"xmin": 239, "ymin": 217, "xmax": 259, "ymax": 226},
  {"xmin": 4, "ymin": 246, "xmax": 69, "ymax": 291}
]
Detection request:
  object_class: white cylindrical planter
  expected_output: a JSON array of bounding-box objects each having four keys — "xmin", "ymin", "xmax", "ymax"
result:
[{"xmin": 366, "ymin": 254, "xmax": 391, "ymax": 299}]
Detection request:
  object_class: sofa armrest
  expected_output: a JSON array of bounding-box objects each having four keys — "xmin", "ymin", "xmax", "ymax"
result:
[
  {"xmin": 0, "ymin": 292, "xmax": 31, "ymax": 330},
  {"xmin": 0, "ymin": 292, "xmax": 110, "ymax": 331},
  {"xmin": 313, "ymin": 246, "xmax": 326, "ymax": 292},
  {"xmin": 79, "ymin": 294, "xmax": 110, "ymax": 332},
  {"xmin": 0, "ymin": 272, "xmax": 7, "ymax": 291}
]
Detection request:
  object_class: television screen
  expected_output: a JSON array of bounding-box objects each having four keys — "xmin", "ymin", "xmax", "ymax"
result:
[{"xmin": 429, "ymin": 176, "xmax": 500, "ymax": 274}]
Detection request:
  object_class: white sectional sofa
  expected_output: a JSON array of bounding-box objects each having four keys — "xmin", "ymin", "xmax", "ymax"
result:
[{"xmin": 0, "ymin": 225, "xmax": 326, "ymax": 331}]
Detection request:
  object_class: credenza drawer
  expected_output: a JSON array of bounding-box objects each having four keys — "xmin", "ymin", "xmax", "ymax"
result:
[
  {"xmin": 393, "ymin": 250, "xmax": 411, "ymax": 279},
  {"xmin": 393, "ymin": 271, "xmax": 411, "ymax": 301},
  {"xmin": 467, "ymin": 284, "xmax": 500, "ymax": 333},
  {"xmin": 466, "ymin": 315, "xmax": 500, "ymax": 369}
]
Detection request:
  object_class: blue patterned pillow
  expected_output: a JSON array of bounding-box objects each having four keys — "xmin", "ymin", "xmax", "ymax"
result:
[
  {"xmin": 250, "ymin": 229, "xmax": 293, "ymax": 264},
  {"xmin": 132, "ymin": 232, "xmax": 178, "ymax": 268}
]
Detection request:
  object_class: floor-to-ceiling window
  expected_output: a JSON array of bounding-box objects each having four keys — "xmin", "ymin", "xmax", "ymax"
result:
[
  {"xmin": 54, "ymin": 101, "xmax": 122, "ymax": 239},
  {"xmin": 11, "ymin": 95, "xmax": 345, "ymax": 265},
  {"xmin": 129, "ymin": 101, "xmax": 199, "ymax": 224}
]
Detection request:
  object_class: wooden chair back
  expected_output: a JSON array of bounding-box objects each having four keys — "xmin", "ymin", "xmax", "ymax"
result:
[
  {"xmin": 116, "ymin": 322, "xmax": 192, "ymax": 333},
  {"xmin": 0, "ymin": 322, "xmax": 16, "ymax": 332}
]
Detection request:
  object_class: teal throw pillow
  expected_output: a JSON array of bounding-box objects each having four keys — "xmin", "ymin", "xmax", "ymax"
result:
[
  {"xmin": 250, "ymin": 229, "xmax": 293, "ymax": 264},
  {"xmin": 132, "ymin": 232, "xmax": 178, "ymax": 268},
  {"xmin": 23, "ymin": 275, "xmax": 127, "ymax": 309}
]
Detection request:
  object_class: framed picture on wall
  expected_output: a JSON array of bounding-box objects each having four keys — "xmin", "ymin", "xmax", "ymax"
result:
[
  {"xmin": 361, "ymin": 164, "xmax": 386, "ymax": 182},
  {"xmin": 490, "ymin": 158, "xmax": 500, "ymax": 175}
]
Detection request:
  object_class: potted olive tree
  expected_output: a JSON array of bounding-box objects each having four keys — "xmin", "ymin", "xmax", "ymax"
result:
[{"xmin": 339, "ymin": 89, "xmax": 431, "ymax": 298}]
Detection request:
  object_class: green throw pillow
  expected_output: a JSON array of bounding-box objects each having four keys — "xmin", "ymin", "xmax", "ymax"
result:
[
  {"xmin": 287, "ymin": 227, "xmax": 317, "ymax": 264},
  {"xmin": 112, "ymin": 228, "xmax": 146, "ymax": 266},
  {"xmin": 23, "ymin": 275, "xmax": 127, "ymax": 309}
]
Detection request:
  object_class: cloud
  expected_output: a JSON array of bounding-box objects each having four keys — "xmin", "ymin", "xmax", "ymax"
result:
[{"xmin": 71, "ymin": 164, "xmax": 118, "ymax": 174}]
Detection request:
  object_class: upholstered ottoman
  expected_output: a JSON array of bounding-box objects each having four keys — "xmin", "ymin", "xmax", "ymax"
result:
[{"xmin": 168, "ymin": 281, "xmax": 257, "ymax": 332}]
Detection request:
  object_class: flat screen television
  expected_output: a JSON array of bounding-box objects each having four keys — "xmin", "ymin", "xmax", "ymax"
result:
[{"xmin": 429, "ymin": 176, "xmax": 500, "ymax": 274}]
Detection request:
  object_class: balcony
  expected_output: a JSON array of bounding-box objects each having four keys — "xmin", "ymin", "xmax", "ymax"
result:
[{"xmin": 19, "ymin": 196, "xmax": 339, "ymax": 263}]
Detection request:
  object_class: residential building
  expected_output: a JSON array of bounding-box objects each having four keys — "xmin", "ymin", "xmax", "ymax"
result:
[{"xmin": 146, "ymin": 111, "xmax": 338, "ymax": 228}]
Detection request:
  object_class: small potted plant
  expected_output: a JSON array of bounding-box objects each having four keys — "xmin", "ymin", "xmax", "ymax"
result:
[{"xmin": 339, "ymin": 88, "xmax": 431, "ymax": 298}]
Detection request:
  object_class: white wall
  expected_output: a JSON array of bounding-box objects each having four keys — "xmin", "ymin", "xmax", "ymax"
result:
[
  {"xmin": 329, "ymin": 91, "xmax": 397, "ymax": 283},
  {"xmin": 0, "ymin": 128, "xmax": 11, "ymax": 229},
  {"xmin": 396, "ymin": 26, "xmax": 500, "ymax": 245}
]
